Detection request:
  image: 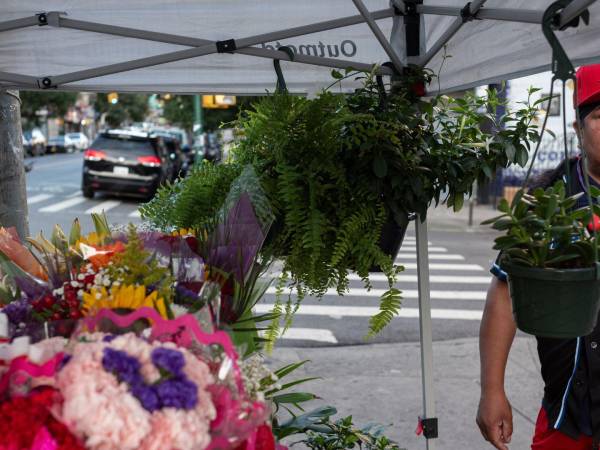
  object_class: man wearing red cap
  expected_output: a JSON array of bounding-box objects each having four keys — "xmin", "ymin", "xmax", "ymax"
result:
[{"xmin": 477, "ymin": 64, "xmax": 600, "ymax": 450}]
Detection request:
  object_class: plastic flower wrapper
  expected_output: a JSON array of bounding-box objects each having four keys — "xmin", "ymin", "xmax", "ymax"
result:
[
  {"xmin": 188, "ymin": 167, "xmax": 276, "ymax": 345},
  {"xmin": 74, "ymin": 307, "xmax": 271, "ymax": 450},
  {"xmin": 0, "ymin": 307, "xmax": 273, "ymax": 450}
]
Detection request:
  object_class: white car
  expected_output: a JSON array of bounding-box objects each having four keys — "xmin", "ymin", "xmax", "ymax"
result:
[{"xmin": 66, "ymin": 132, "xmax": 89, "ymax": 151}]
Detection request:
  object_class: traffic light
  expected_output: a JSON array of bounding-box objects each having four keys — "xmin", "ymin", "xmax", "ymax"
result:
[{"xmin": 107, "ymin": 92, "xmax": 119, "ymax": 105}]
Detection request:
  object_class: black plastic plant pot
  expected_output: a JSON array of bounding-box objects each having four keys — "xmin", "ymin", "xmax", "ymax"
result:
[
  {"xmin": 505, "ymin": 262, "xmax": 600, "ymax": 339},
  {"xmin": 370, "ymin": 212, "xmax": 409, "ymax": 273}
]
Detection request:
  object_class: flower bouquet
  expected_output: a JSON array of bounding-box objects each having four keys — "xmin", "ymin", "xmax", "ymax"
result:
[
  {"xmin": 0, "ymin": 307, "xmax": 274, "ymax": 450},
  {"xmin": 0, "ymin": 167, "xmax": 275, "ymax": 348}
]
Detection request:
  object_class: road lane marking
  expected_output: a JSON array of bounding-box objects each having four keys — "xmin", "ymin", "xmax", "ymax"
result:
[
  {"xmin": 85, "ymin": 200, "xmax": 121, "ymax": 214},
  {"xmin": 396, "ymin": 254, "xmax": 465, "ymax": 261},
  {"xmin": 264, "ymin": 272, "xmax": 491, "ymax": 284},
  {"xmin": 265, "ymin": 287, "xmax": 486, "ymax": 300},
  {"xmin": 254, "ymin": 304, "xmax": 482, "ymax": 320},
  {"xmin": 27, "ymin": 194, "xmax": 53, "ymax": 205},
  {"xmin": 264, "ymin": 328, "xmax": 338, "ymax": 343},
  {"xmin": 399, "ymin": 246, "xmax": 447, "ymax": 252},
  {"xmin": 129, "ymin": 209, "xmax": 142, "ymax": 218},
  {"xmin": 67, "ymin": 190, "xmax": 82, "ymax": 198},
  {"xmin": 39, "ymin": 197, "xmax": 87, "ymax": 213},
  {"xmin": 401, "ymin": 263, "xmax": 484, "ymax": 271},
  {"xmin": 349, "ymin": 274, "xmax": 490, "ymax": 284}
]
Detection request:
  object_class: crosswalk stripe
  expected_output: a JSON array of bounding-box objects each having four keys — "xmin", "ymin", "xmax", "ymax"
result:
[
  {"xmin": 39, "ymin": 197, "xmax": 87, "ymax": 213},
  {"xmin": 402, "ymin": 263, "xmax": 484, "ymax": 271},
  {"xmin": 270, "ymin": 328, "xmax": 338, "ymax": 343},
  {"xmin": 265, "ymin": 287, "xmax": 486, "ymax": 300},
  {"xmin": 254, "ymin": 304, "xmax": 482, "ymax": 320},
  {"xmin": 345, "ymin": 274, "xmax": 491, "ymax": 284},
  {"xmin": 67, "ymin": 190, "xmax": 82, "ymax": 198},
  {"xmin": 85, "ymin": 200, "xmax": 121, "ymax": 214},
  {"xmin": 399, "ymin": 246, "xmax": 447, "ymax": 252},
  {"xmin": 27, "ymin": 194, "xmax": 53, "ymax": 205},
  {"xmin": 396, "ymin": 254, "xmax": 465, "ymax": 261},
  {"xmin": 129, "ymin": 209, "xmax": 142, "ymax": 218}
]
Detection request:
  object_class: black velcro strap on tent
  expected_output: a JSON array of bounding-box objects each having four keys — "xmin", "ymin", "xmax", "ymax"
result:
[
  {"xmin": 216, "ymin": 39, "xmax": 237, "ymax": 53},
  {"xmin": 461, "ymin": 2, "xmax": 477, "ymax": 22}
]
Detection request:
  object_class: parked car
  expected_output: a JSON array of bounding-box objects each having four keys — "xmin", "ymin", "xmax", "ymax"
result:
[
  {"xmin": 22, "ymin": 129, "xmax": 46, "ymax": 156},
  {"xmin": 81, "ymin": 129, "xmax": 175, "ymax": 200},
  {"xmin": 66, "ymin": 132, "xmax": 89, "ymax": 151},
  {"xmin": 46, "ymin": 135, "xmax": 77, "ymax": 153}
]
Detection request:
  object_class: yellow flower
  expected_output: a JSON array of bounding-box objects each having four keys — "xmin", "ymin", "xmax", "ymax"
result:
[
  {"xmin": 171, "ymin": 228, "xmax": 195, "ymax": 237},
  {"xmin": 77, "ymin": 231, "xmax": 103, "ymax": 248},
  {"xmin": 82, "ymin": 284, "xmax": 168, "ymax": 318}
]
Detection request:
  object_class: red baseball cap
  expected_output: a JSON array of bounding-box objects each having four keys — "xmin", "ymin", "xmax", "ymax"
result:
[{"xmin": 576, "ymin": 64, "xmax": 600, "ymax": 107}]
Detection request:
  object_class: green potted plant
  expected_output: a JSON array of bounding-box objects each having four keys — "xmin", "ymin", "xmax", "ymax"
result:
[
  {"xmin": 141, "ymin": 69, "xmax": 540, "ymax": 335},
  {"xmin": 484, "ymin": 181, "xmax": 600, "ymax": 338}
]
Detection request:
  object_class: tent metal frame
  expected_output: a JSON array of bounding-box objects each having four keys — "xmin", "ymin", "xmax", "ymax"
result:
[
  {"xmin": 0, "ymin": 1, "xmax": 592, "ymax": 90},
  {"xmin": 0, "ymin": 2, "xmax": 596, "ymax": 449}
]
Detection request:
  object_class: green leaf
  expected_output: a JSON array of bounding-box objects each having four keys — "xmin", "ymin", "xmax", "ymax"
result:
[
  {"xmin": 266, "ymin": 377, "xmax": 321, "ymax": 396},
  {"xmin": 545, "ymin": 254, "xmax": 581, "ymax": 266},
  {"xmin": 498, "ymin": 198, "xmax": 510, "ymax": 213},
  {"xmin": 331, "ymin": 69, "xmax": 344, "ymax": 80},
  {"xmin": 481, "ymin": 214, "xmax": 509, "ymax": 225},
  {"xmin": 515, "ymin": 146, "xmax": 528, "ymax": 167},
  {"xmin": 373, "ymin": 156, "xmax": 388, "ymax": 178},
  {"xmin": 274, "ymin": 360, "xmax": 311, "ymax": 379},
  {"xmin": 453, "ymin": 194, "xmax": 464, "ymax": 212},
  {"xmin": 273, "ymin": 392, "xmax": 318, "ymax": 404}
]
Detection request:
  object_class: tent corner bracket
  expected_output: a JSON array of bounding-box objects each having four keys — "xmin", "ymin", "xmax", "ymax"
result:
[
  {"xmin": 38, "ymin": 77, "xmax": 53, "ymax": 89},
  {"xmin": 36, "ymin": 13, "xmax": 48, "ymax": 26},
  {"xmin": 216, "ymin": 39, "xmax": 237, "ymax": 53}
]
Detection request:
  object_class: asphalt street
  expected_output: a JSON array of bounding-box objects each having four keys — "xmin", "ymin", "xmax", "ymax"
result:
[{"xmin": 23, "ymin": 152, "xmax": 503, "ymax": 348}]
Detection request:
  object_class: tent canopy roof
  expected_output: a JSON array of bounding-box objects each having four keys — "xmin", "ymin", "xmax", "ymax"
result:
[{"xmin": 0, "ymin": 0, "xmax": 598, "ymax": 94}]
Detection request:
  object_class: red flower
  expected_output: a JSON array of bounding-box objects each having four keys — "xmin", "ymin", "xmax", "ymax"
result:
[
  {"xmin": 0, "ymin": 388, "xmax": 84, "ymax": 450},
  {"xmin": 234, "ymin": 424, "xmax": 276, "ymax": 450}
]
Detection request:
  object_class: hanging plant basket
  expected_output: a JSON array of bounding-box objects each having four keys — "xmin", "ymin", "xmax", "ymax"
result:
[
  {"xmin": 505, "ymin": 262, "xmax": 600, "ymax": 338},
  {"xmin": 371, "ymin": 211, "xmax": 410, "ymax": 272}
]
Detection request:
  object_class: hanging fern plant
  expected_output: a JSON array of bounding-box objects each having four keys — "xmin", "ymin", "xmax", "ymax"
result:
[{"xmin": 142, "ymin": 68, "xmax": 541, "ymax": 336}]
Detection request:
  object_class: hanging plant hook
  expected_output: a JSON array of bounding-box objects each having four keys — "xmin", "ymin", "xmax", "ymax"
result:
[{"xmin": 273, "ymin": 46, "xmax": 295, "ymax": 93}]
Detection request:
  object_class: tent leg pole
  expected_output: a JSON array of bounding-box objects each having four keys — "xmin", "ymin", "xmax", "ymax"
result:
[{"xmin": 416, "ymin": 215, "xmax": 437, "ymax": 449}]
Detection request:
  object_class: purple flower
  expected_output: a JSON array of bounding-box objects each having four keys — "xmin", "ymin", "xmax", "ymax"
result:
[
  {"xmin": 102, "ymin": 335, "xmax": 116, "ymax": 342},
  {"xmin": 102, "ymin": 348, "xmax": 142, "ymax": 385},
  {"xmin": 155, "ymin": 378, "xmax": 198, "ymax": 410},
  {"xmin": 151, "ymin": 348, "xmax": 185, "ymax": 376},
  {"xmin": 131, "ymin": 382, "xmax": 161, "ymax": 412},
  {"xmin": 58, "ymin": 354, "xmax": 72, "ymax": 370},
  {"xmin": 3, "ymin": 298, "xmax": 31, "ymax": 325}
]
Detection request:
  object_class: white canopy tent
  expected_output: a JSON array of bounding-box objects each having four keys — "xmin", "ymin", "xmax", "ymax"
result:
[{"xmin": 1, "ymin": 1, "xmax": 599, "ymax": 447}]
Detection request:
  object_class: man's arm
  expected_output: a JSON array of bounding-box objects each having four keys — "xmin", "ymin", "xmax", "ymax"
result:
[{"xmin": 476, "ymin": 277, "xmax": 517, "ymax": 450}]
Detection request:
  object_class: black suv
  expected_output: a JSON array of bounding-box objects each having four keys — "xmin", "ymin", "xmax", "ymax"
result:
[{"xmin": 82, "ymin": 130, "xmax": 175, "ymax": 200}]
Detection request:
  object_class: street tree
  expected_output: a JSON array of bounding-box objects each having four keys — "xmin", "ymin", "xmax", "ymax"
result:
[
  {"xmin": 95, "ymin": 93, "xmax": 149, "ymax": 128},
  {"xmin": 20, "ymin": 91, "xmax": 78, "ymax": 127},
  {"xmin": 0, "ymin": 91, "xmax": 28, "ymax": 238}
]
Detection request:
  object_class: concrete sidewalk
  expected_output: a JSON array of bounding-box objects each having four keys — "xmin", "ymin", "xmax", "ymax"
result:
[
  {"xmin": 426, "ymin": 201, "xmax": 505, "ymax": 233},
  {"xmin": 270, "ymin": 337, "xmax": 543, "ymax": 450}
]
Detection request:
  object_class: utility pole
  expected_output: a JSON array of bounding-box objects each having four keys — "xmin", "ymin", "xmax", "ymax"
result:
[{"xmin": 0, "ymin": 90, "xmax": 29, "ymax": 238}]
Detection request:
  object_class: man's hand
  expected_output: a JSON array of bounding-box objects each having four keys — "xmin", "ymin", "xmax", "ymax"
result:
[{"xmin": 476, "ymin": 390, "xmax": 513, "ymax": 450}]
